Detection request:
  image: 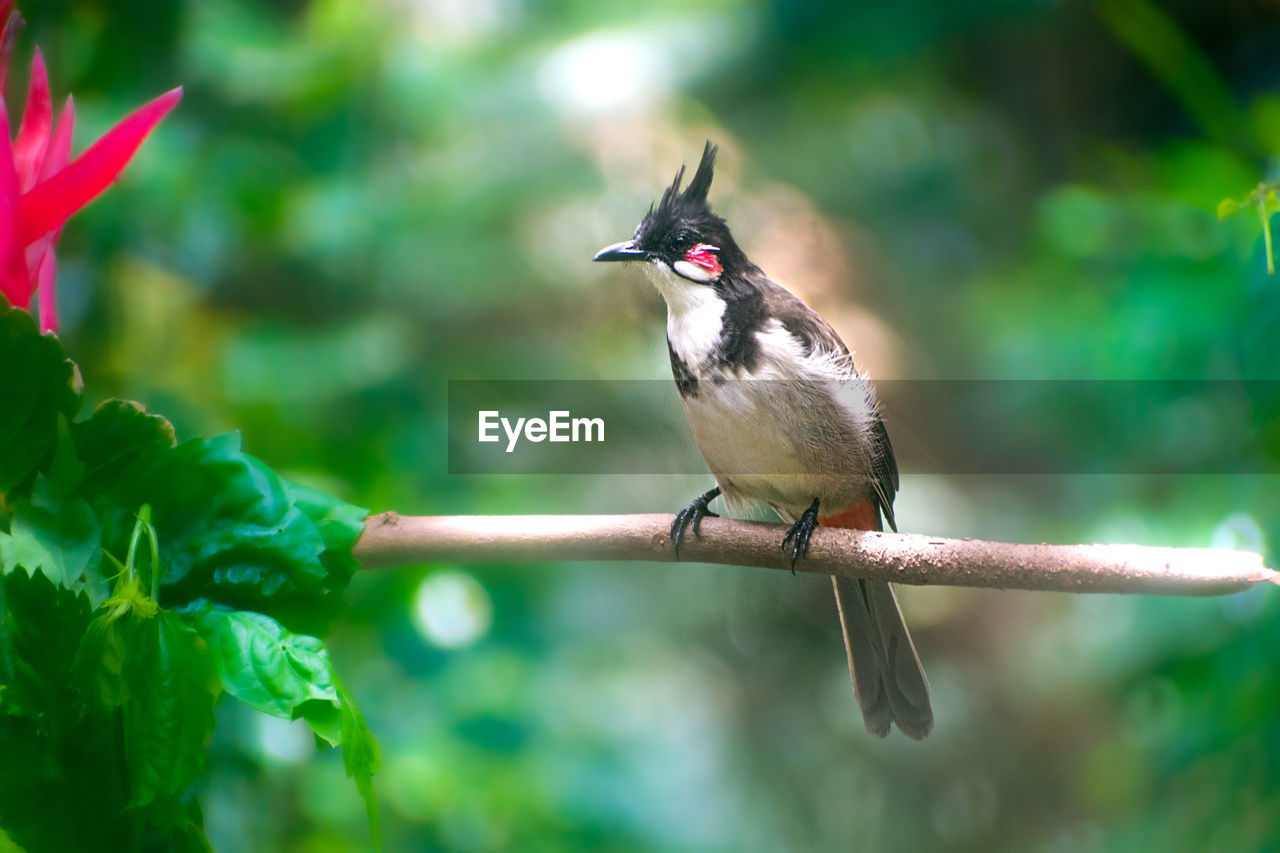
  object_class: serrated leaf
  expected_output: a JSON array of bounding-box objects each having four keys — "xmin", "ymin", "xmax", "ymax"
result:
[
  {"xmin": 295, "ymin": 696, "xmax": 343, "ymax": 746},
  {"xmin": 73, "ymin": 399, "xmax": 177, "ymax": 490},
  {"xmin": 286, "ymin": 480, "xmax": 367, "ymax": 592},
  {"xmin": 98, "ymin": 433, "xmax": 348, "ymax": 634},
  {"xmin": 0, "ymin": 710, "xmax": 132, "ymax": 851},
  {"xmin": 73, "ymin": 569, "xmax": 162, "ymax": 710},
  {"xmin": 127, "ymin": 611, "xmax": 220, "ymax": 808},
  {"xmin": 0, "ymin": 476, "xmax": 105, "ymax": 604},
  {"xmin": 337, "ymin": 678, "xmax": 381, "ymax": 849},
  {"xmin": 192, "ymin": 606, "xmax": 379, "ymax": 842},
  {"xmin": 0, "ymin": 569, "xmax": 92, "ymax": 726},
  {"xmin": 193, "ymin": 607, "xmax": 338, "ymax": 722},
  {"xmin": 0, "ymin": 299, "xmax": 82, "ymax": 495},
  {"xmin": 73, "ymin": 609, "xmax": 135, "ymax": 707},
  {"xmin": 46, "ymin": 414, "xmax": 86, "ymax": 498},
  {"xmin": 0, "ymin": 578, "xmax": 16, "ymax": 714}
]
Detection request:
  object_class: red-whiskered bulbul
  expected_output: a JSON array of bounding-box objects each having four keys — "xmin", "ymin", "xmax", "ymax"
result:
[{"xmin": 593, "ymin": 143, "xmax": 933, "ymax": 739}]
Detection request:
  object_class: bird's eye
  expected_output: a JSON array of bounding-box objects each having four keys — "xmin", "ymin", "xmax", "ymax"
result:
[{"xmin": 675, "ymin": 232, "xmax": 692, "ymax": 248}]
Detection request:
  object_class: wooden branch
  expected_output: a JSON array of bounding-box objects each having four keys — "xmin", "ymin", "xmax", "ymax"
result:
[{"xmin": 353, "ymin": 513, "xmax": 1278, "ymax": 597}]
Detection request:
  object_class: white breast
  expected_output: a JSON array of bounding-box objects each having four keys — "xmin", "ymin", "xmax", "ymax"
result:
[
  {"xmin": 645, "ymin": 263, "xmax": 726, "ymax": 369},
  {"xmin": 645, "ymin": 261, "xmax": 881, "ymax": 518}
]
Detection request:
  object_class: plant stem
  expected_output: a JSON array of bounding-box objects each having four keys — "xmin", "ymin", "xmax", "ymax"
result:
[{"xmin": 1260, "ymin": 199, "xmax": 1275, "ymax": 275}]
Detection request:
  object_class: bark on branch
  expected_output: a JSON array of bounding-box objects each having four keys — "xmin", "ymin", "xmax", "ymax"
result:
[{"xmin": 353, "ymin": 513, "xmax": 1278, "ymax": 597}]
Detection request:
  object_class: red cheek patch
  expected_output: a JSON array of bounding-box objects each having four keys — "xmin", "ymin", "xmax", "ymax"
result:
[{"xmin": 684, "ymin": 243, "xmax": 722, "ymax": 274}]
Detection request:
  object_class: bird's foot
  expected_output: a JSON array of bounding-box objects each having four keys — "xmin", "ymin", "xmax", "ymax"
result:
[
  {"xmin": 781, "ymin": 498, "xmax": 821, "ymax": 573},
  {"xmin": 671, "ymin": 486, "xmax": 722, "ymax": 560}
]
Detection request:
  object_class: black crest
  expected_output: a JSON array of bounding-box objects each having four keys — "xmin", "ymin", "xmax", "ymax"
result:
[
  {"xmin": 654, "ymin": 141, "xmax": 718, "ymax": 222},
  {"xmin": 685, "ymin": 141, "xmax": 717, "ymax": 201},
  {"xmin": 635, "ymin": 141, "xmax": 744, "ymax": 270}
]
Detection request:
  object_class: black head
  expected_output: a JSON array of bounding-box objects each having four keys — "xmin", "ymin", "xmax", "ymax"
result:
[{"xmin": 594, "ymin": 142, "xmax": 744, "ymax": 285}]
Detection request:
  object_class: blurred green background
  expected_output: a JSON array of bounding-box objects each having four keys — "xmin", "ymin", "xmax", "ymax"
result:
[{"xmin": 16, "ymin": 0, "xmax": 1280, "ymax": 849}]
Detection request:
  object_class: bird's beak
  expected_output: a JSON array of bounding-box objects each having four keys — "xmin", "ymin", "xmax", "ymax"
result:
[{"xmin": 593, "ymin": 240, "xmax": 648, "ymax": 263}]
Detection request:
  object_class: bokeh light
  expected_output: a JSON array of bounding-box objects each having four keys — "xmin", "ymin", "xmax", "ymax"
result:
[{"xmin": 412, "ymin": 570, "xmax": 493, "ymax": 648}]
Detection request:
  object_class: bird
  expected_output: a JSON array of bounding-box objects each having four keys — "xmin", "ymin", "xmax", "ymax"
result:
[{"xmin": 593, "ymin": 142, "xmax": 933, "ymax": 739}]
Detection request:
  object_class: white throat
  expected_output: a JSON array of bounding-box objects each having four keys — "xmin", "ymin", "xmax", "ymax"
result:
[{"xmin": 645, "ymin": 261, "xmax": 725, "ymax": 369}]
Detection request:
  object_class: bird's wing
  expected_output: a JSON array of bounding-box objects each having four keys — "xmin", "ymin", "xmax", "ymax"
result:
[
  {"xmin": 761, "ymin": 283, "xmax": 853, "ymax": 363},
  {"xmin": 869, "ymin": 413, "xmax": 899, "ymax": 532},
  {"xmin": 760, "ymin": 282, "xmax": 899, "ymax": 529}
]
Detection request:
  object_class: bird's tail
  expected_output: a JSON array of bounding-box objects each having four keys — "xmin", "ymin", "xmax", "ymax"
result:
[{"xmin": 822, "ymin": 500, "xmax": 933, "ymax": 740}]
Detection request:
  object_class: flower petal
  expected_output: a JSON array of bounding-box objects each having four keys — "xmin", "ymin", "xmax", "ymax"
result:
[
  {"xmin": 25, "ymin": 227, "xmax": 58, "ymax": 329},
  {"xmin": 0, "ymin": 95, "xmax": 31, "ymax": 306},
  {"xmin": 14, "ymin": 47, "xmax": 51, "ymax": 192},
  {"xmin": 0, "ymin": 4, "xmax": 16, "ymax": 95},
  {"xmin": 38, "ymin": 94, "xmax": 74, "ymax": 182},
  {"xmin": 23, "ymin": 96, "xmax": 70, "ymax": 323},
  {"xmin": 20, "ymin": 86, "xmax": 182, "ymax": 245},
  {"xmin": 35, "ymin": 242, "xmax": 55, "ymax": 333}
]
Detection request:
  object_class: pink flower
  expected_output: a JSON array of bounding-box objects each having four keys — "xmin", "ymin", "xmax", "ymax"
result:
[{"xmin": 0, "ymin": 3, "xmax": 181, "ymax": 333}]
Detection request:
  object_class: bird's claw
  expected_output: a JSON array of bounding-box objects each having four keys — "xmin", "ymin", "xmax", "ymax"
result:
[
  {"xmin": 671, "ymin": 486, "xmax": 721, "ymax": 560},
  {"xmin": 781, "ymin": 498, "xmax": 821, "ymax": 573}
]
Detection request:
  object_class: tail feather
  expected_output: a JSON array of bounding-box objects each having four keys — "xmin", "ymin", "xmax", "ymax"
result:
[
  {"xmin": 822, "ymin": 499, "xmax": 933, "ymax": 740},
  {"xmin": 833, "ymin": 576, "xmax": 933, "ymax": 740},
  {"xmin": 831, "ymin": 575, "xmax": 893, "ymax": 737},
  {"xmin": 861, "ymin": 578, "xmax": 933, "ymax": 739}
]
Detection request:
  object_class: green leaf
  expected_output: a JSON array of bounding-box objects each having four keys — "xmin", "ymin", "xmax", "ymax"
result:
[
  {"xmin": 0, "ymin": 569, "xmax": 92, "ymax": 726},
  {"xmin": 135, "ymin": 793, "xmax": 214, "ymax": 853},
  {"xmin": 73, "ymin": 399, "xmax": 177, "ymax": 491},
  {"xmin": 337, "ymin": 677, "xmax": 381, "ymax": 849},
  {"xmin": 72, "ymin": 606, "xmax": 135, "ymax": 707},
  {"xmin": 126, "ymin": 611, "xmax": 221, "ymax": 808},
  {"xmin": 287, "ymin": 481, "xmax": 369, "ymax": 554},
  {"xmin": 97, "ymin": 433, "xmax": 348, "ymax": 634},
  {"xmin": 192, "ymin": 607, "xmax": 380, "ymax": 844},
  {"xmin": 46, "ymin": 413, "xmax": 86, "ymax": 499},
  {"xmin": 0, "ymin": 570, "xmax": 151, "ymax": 850},
  {"xmin": 1216, "ymin": 197, "xmax": 1239, "ymax": 219},
  {"xmin": 0, "ymin": 476, "xmax": 105, "ymax": 605},
  {"xmin": 72, "ymin": 568, "xmax": 163, "ymax": 710},
  {"xmin": 0, "ymin": 299, "xmax": 82, "ymax": 496},
  {"xmin": 0, "ymin": 577, "xmax": 14, "ymax": 709},
  {"xmin": 0, "ymin": 825, "xmax": 23, "ymax": 852},
  {"xmin": 0, "ymin": 710, "xmax": 131, "ymax": 851},
  {"xmin": 193, "ymin": 607, "xmax": 338, "ymax": 722},
  {"xmin": 285, "ymin": 480, "xmax": 368, "ymax": 592},
  {"xmin": 295, "ymin": 696, "xmax": 343, "ymax": 745}
]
